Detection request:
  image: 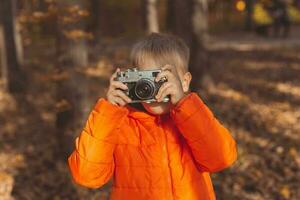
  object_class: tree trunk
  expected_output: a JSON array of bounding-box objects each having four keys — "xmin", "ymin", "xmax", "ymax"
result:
[
  {"xmin": 193, "ymin": 0, "xmax": 209, "ymax": 43},
  {"xmin": 0, "ymin": 24, "xmax": 8, "ymax": 90},
  {"xmin": 0, "ymin": 0, "xmax": 24, "ymax": 93},
  {"xmin": 167, "ymin": 0, "xmax": 212, "ymax": 91},
  {"xmin": 245, "ymin": 0, "xmax": 254, "ymax": 30},
  {"xmin": 55, "ymin": 0, "xmax": 90, "ymax": 158},
  {"xmin": 142, "ymin": 0, "xmax": 159, "ymax": 33},
  {"xmin": 167, "ymin": 0, "xmax": 194, "ymax": 45},
  {"xmin": 89, "ymin": 0, "xmax": 102, "ymax": 39}
]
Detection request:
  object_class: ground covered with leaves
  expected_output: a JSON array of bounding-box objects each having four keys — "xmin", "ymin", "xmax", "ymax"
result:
[
  {"xmin": 207, "ymin": 45, "xmax": 300, "ymax": 200},
  {"xmin": 0, "ymin": 36, "xmax": 299, "ymax": 200}
]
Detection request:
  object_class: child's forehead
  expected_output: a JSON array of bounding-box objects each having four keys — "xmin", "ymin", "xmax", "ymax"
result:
[
  {"xmin": 135, "ymin": 57, "xmax": 161, "ymax": 70},
  {"xmin": 133, "ymin": 54, "xmax": 188, "ymax": 75},
  {"xmin": 137, "ymin": 65, "xmax": 161, "ymax": 71}
]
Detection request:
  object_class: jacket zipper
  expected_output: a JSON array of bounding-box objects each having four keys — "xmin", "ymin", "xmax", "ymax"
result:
[{"xmin": 157, "ymin": 115, "xmax": 174, "ymax": 200}]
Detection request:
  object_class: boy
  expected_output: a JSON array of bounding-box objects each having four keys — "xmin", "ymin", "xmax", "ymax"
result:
[{"xmin": 68, "ymin": 33, "xmax": 237, "ymax": 200}]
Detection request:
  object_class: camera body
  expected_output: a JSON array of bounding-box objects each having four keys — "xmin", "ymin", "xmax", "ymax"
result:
[{"xmin": 115, "ymin": 68, "xmax": 169, "ymax": 103}]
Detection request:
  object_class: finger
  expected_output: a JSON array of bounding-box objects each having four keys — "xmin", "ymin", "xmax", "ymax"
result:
[
  {"xmin": 114, "ymin": 89, "xmax": 132, "ymax": 103},
  {"xmin": 113, "ymin": 96, "xmax": 126, "ymax": 106},
  {"xmin": 110, "ymin": 68, "xmax": 120, "ymax": 82},
  {"xmin": 156, "ymin": 82, "xmax": 171, "ymax": 98},
  {"xmin": 107, "ymin": 91, "xmax": 117, "ymax": 104},
  {"xmin": 156, "ymin": 82, "xmax": 172, "ymax": 99},
  {"xmin": 155, "ymin": 70, "xmax": 173, "ymax": 82},
  {"xmin": 157, "ymin": 86, "xmax": 173, "ymax": 102},
  {"xmin": 111, "ymin": 81, "xmax": 128, "ymax": 90}
]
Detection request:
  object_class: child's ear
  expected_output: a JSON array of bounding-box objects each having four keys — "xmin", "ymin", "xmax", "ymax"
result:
[{"xmin": 182, "ymin": 72, "xmax": 192, "ymax": 92}]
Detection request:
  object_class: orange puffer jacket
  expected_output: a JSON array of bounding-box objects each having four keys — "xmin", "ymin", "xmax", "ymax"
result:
[{"xmin": 68, "ymin": 92, "xmax": 237, "ymax": 200}]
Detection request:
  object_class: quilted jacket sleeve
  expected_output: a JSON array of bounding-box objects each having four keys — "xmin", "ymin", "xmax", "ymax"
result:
[
  {"xmin": 170, "ymin": 92, "xmax": 237, "ymax": 172},
  {"xmin": 68, "ymin": 98, "xmax": 128, "ymax": 188}
]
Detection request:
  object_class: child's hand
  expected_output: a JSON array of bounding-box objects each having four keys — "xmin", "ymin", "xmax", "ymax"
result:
[
  {"xmin": 106, "ymin": 68, "xmax": 132, "ymax": 106},
  {"xmin": 155, "ymin": 65, "xmax": 185, "ymax": 105}
]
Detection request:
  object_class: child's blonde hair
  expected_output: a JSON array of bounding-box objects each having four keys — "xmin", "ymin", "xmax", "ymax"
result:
[{"xmin": 130, "ymin": 33, "xmax": 190, "ymax": 72}]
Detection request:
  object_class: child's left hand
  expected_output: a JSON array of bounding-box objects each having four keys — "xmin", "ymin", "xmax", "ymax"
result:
[{"xmin": 155, "ymin": 65, "xmax": 185, "ymax": 105}]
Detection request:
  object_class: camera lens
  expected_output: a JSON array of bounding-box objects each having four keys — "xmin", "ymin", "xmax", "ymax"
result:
[{"xmin": 135, "ymin": 79, "xmax": 155, "ymax": 100}]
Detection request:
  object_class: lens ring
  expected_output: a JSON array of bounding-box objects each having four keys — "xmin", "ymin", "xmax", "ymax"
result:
[{"xmin": 135, "ymin": 79, "xmax": 155, "ymax": 100}]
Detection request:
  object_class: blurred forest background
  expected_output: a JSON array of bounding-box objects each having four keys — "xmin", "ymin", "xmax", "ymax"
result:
[{"xmin": 0, "ymin": 0, "xmax": 300, "ymax": 199}]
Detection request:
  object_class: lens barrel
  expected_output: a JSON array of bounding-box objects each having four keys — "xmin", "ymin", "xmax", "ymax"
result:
[{"xmin": 134, "ymin": 79, "xmax": 156, "ymax": 100}]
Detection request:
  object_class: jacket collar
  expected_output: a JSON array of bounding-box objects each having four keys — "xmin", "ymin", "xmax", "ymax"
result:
[{"xmin": 125, "ymin": 104, "xmax": 169, "ymax": 123}]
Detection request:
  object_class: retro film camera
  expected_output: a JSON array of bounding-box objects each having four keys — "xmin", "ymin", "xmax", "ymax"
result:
[{"xmin": 115, "ymin": 68, "xmax": 170, "ymax": 103}]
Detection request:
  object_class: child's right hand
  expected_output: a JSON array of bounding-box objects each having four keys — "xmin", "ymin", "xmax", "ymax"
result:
[{"xmin": 106, "ymin": 68, "xmax": 132, "ymax": 106}]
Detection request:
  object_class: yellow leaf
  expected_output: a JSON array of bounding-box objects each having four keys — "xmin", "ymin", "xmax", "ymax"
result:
[
  {"xmin": 280, "ymin": 186, "xmax": 290, "ymax": 199},
  {"xmin": 78, "ymin": 10, "xmax": 90, "ymax": 17},
  {"xmin": 289, "ymin": 147, "xmax": 297, "ymax": 157},
  {"xmin": 63, "ymin": 30, "xmax": 93, "ymax": 40}
]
